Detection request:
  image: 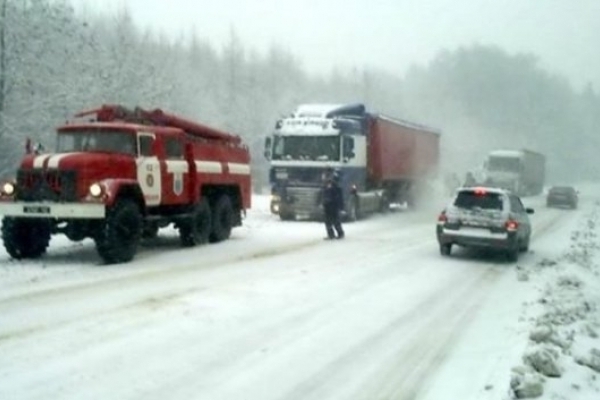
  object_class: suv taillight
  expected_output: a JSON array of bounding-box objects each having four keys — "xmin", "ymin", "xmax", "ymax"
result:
[
  {"xmin": 505, "ymin": 219, "xmax": 519, "ymax": 231},
  {"xmin": 437, "ymin": 211, "xmax": 447, "ymax": 224}
]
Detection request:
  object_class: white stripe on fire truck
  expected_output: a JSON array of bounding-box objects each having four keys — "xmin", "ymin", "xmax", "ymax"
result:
[
  {"xmin": 166, "ymin": 160, "xmax": 189, "ymax": 173},
  {"xmin": 227, "ymin": 163, "xmax": 251, "ymax": 175},
  {"xmin": 47, "ymin": 153, "xmax": 77, "ymax": 169},
  {"xmin": 33, "ymin": 154, "xmax": 51, "ymax": 168},
  {"xmin": 195, "ymin": 161, "xmax": 223, "ymax": 174}
]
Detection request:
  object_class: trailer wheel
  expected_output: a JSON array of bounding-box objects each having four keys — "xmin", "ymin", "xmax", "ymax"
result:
[
  {"xmin": 210, "ymin": 195, "xmax": 233, "ymax": 242},
  {"xmin": 95, "ymin": 198, "xmax": 143, "ymax": 264},
  {"xmin": 179, "ymin": 199, "xmax": 211, "ymax": 247},
  {"xmin": 2, "ymin": 217, "xmax": 51, "ymax": 259}
]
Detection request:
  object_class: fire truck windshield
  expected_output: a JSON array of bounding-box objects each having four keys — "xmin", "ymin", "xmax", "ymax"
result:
[
  {"xmin": 57, "ymin": 129, "xmax": 136, "ymax": 155},
  {"xmin": 272, "ymin": 135, "xmax": 340, "ymax": 161}
]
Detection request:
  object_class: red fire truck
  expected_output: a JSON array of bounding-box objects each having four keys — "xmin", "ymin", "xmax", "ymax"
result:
[{"xmin": 0, "ymin": 105, "xmax": 251, "ymax": 264}]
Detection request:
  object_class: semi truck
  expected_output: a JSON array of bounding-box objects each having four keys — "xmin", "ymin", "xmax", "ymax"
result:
[
  {"xmin": 483, "ymin": 149, "xmax": 545, "ymax": 196},
  {"xmin": 0, "ymin": 104, "xmax": 251, "ymax": 264},
  {"xmin": 263, "ymin": 103, "xmax": 440, "ymax": 221}
]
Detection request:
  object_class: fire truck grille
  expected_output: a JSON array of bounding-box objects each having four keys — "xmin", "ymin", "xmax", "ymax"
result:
[{"xmin": 16, "ymin": 169, "xmax": 77, "ymax": 202}]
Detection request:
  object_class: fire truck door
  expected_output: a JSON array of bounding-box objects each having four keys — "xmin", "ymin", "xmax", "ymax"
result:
[{"xmin": 137, "ymin": 133, "xmax": 161, "ymax": 206}]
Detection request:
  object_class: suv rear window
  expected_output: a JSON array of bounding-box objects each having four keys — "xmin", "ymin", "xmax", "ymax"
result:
[
  {"xmin": 453, "ymin": 191, "xmax": 503, "ymax": 210},
  {"xmin": 549, "ymin": 187, "xmax": 574, "ymax": 194}
]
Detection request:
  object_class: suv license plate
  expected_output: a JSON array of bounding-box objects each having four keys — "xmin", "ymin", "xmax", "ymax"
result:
[{"xmin": 23, "ymin": 205, "xmax": 51, "ymax": 214}]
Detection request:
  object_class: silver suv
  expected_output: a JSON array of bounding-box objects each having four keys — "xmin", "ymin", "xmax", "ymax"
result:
[{"xmin": 436, "ymin": 187, "xmax": 534, "ymax": 261}]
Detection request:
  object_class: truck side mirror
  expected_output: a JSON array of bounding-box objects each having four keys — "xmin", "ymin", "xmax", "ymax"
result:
[
  {"xmin": 343, "ymin": 137, "xmax": 355, "ymax": 160},
  {"xmin": 264, "ymin": 136, "xmax": 272, "ymax": 160}
]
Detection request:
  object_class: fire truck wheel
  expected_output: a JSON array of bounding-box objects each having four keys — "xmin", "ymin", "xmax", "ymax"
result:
[
  {"xmin": 179, "ymin": 199, "xmax": 211, "ymax": 247},
  {"xmin": 1, "ymin": 217, "xmax": 51, "ymax": 259},
  {"xmin": 210, "ymin": 195, "xmax": 233, "ymax": 242},
  {"xmin": 142, "ymin": 222, "xmax": 159, "ymax": 239},
  {"xmin": 95, "ymin": 199, "xmax": 143, "ymax": 264}
]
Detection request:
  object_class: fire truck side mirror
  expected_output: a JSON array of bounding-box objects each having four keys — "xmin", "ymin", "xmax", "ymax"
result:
[{"xmin": 264, "ymin": 136, "xmax": 272, "ymax": 160}]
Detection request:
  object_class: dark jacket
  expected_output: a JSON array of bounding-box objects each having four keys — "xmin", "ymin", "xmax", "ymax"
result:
[{"xmin": 321, "ymin": 180, "xmax": 344, "ymax": 212}]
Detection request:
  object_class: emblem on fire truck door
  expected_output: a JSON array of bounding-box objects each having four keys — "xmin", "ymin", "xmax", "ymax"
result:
[
  {"xmin": 146, "ymin": 174, "xmax": 154, "ymax": 187},
  {"xmin": 173, "ymin": 172, "xmax": 183, "ymax": 196}
]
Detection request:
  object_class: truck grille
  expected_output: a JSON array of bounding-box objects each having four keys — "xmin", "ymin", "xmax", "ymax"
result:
[
  {"xmin": 287, "ymin": 187, "xmax": 321, "ymax": 215},
  {"xmin": 16, "ymin": 169, "xmax": 77, "ymax": 202}
]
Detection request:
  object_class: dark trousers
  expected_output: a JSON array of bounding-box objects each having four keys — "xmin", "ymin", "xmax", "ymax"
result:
[{"xmin": 324, "ymin": 208, "xmax": 344, "ymax": 239}]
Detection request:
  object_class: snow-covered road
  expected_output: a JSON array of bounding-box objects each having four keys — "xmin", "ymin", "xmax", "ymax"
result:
[{"xmin": 0, "ymin": 192, "xmax": 590, "ymax": 400}]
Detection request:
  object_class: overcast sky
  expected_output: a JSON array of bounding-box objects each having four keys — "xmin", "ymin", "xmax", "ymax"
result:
[{"xmin": 70, "ymin": 0, "xmax": 600, "ymax": 90}]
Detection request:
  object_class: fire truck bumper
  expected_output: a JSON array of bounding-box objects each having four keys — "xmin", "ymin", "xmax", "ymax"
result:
[{"xmin": 0, "ymin": 202, "xmax": 106, "ymax": 219}]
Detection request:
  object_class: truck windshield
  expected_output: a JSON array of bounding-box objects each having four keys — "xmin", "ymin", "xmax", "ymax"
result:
[
  {"xmin": 488, "ymin": 157, "xmax": 520, "ymax": 172},
  {"xmin": 272, "ymin": 135, "xmax": 340, "ymax": 161},
  {"xmin": 56, "ymin": 129, "xmax": 136, "ymax": 155}
]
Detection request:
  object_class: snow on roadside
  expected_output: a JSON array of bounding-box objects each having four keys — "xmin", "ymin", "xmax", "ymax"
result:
[{"xmin": 510, "ymin": 201, "xmax": 600, "ymax": 399}]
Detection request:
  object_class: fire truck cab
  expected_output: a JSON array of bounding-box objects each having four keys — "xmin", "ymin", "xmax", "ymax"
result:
[{"xmin": 0, "ymin": 105, "xmax": 251, "ymax": 264}]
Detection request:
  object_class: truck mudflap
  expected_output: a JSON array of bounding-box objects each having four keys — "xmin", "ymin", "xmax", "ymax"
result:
[{"xmin": 0, "ymin": 202, "xmax": 105, "ymax": 219}]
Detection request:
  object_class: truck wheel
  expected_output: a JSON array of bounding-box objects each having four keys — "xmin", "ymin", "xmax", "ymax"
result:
[
  {"xmin": 95, "ymin": 199, "xmax": 143, "ymax": 264},
  {"xmin": 279, "ymin": 212, "xmax": 295, "ymax": 221},
  {"xmin": 2, "ymin": 217, "xmax": 51, "ymax": 259},
  {"xmin": 179, "ymin": 199, "xmax": 211, "ymax": 247},
  {"xmin": 210, "ymin": 195, "xmax": 233, "ymax": 242},
  {"xmin": 346, "ymin": 196, "xmax": 359, "ymax": 222}
]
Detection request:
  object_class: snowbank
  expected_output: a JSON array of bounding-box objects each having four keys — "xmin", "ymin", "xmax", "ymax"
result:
[{"xmin": 510, "ymin": 200, "xmax": 600, "ymax": 399}]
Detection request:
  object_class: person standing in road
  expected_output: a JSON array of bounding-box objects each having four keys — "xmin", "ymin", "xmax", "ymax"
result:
[{"xmin": 321, "ymin": 171, "xmax": 345, "ymax": 240}]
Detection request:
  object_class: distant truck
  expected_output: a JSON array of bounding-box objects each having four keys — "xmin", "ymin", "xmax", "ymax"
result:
[
  {"xmin": 0, "ymin": 105, "xmax": 251, "ymax": 264},
  {"xmin": 483, "ymin": 149, "xmax": 545, "ymax": 196},
  {"xmin": 263, "ymin": 103, "xmax": 440, "ymax": 220}
]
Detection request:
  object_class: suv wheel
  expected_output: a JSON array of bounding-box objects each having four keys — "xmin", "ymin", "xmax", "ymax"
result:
[
  {"xmin": 506, "ymin": 243, "xmax": 519, "ymax": 262},
  {"xmin": 440, "ymin": 243, "xmax": 452, "ymax": 256},
  {"xmin": 520, "ymin": 236, "xmax": 530, "ymax": 252}
]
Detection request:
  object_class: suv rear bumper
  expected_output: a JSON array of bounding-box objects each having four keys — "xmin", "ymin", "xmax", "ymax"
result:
[{"xmin": 437, "ymin": 225, "xmax": 517, "ymax": 249}]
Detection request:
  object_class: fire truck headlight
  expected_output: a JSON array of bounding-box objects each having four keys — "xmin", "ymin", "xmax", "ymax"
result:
[
  {"xmin": 89, "ymin": 183, "xmax": 103, "ymax": 198},
  {"xmin": 2, "ymin": 182, "xmax": 15, "ymax": 196}
]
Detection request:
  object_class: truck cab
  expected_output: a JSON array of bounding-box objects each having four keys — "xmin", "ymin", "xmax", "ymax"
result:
[
  {"xmin": 264, "ymin": 104, "xmax": 369, "ymax": 221},
  {"xmin": 483, "ymin": 149, "xmax": 545, "ymax": 196}
]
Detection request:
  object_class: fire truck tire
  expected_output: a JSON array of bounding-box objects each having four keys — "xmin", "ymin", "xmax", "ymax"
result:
[
  {"xmin": 179, "ymin": 199, "xmax": 211, "ymax": 247},
  {"xmin": 95, "ymin": 198, "xmax": 143, "ymax": 264},
  {"xmin": 142, "ymin": 222, "xmax": 159, "ymax": 239},
  {"xmin": 1, "ymin": 217, "xmax": 51, "ymax": 259},
  {"xmin": 210, "ymin": 195, "xmax": 233, "ymax": 242}
]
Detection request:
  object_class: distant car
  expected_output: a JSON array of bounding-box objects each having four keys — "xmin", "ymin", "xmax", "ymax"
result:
[
  {"xmin": 437, "ymin": 187, "xmax": 534, "ymax": 261},
  {"xmin": 546, "ymin": 186, "xmax": 578, "ymax": 209}
]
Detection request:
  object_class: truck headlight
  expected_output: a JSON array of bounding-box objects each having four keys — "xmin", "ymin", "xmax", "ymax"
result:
[
  {"xmin": 2, "ymin": 182, "xmax": 15, "ymax": 196},
  {"xmin": 89, "ymin": 183, "xmax": 103, "ymax": 198}
]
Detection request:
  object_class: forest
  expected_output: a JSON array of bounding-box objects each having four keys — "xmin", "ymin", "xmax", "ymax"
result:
[{"xmin": 0, "ymin": 0, "xmax": 598, "ymax": 188}]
